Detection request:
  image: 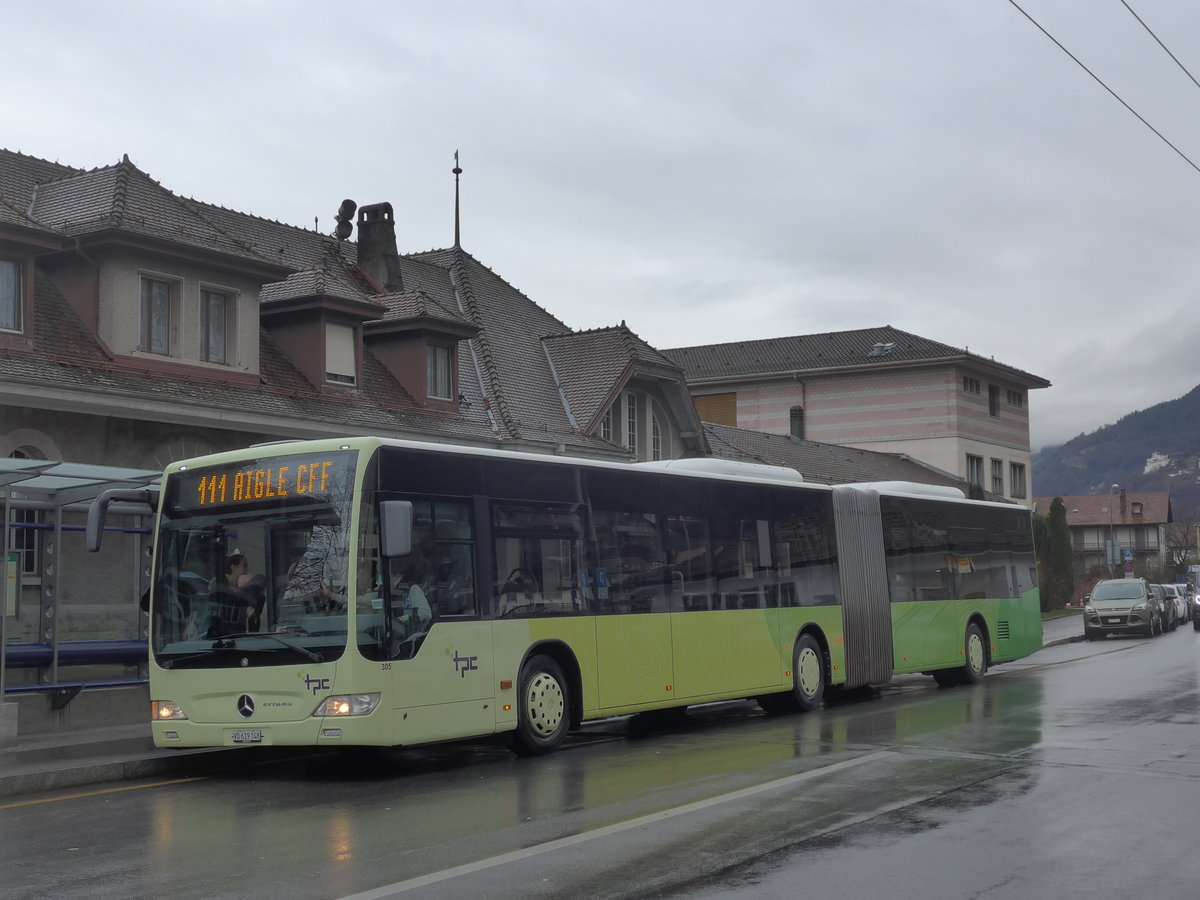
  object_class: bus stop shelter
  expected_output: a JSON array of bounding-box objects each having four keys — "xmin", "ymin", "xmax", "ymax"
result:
[{"xmin": 1, "ymin": 458, "xmax": 160, "ymax": 745}]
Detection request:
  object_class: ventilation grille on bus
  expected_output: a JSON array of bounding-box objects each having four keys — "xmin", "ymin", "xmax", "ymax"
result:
[{"xmin": 997, "ymin": 620, "xmax": 1010, "ymax": 641}]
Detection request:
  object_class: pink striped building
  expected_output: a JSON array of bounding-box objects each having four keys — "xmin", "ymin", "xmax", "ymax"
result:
[{"xmin": 663, "ymin": 326, "xmax": 1050, "ymax": 506}]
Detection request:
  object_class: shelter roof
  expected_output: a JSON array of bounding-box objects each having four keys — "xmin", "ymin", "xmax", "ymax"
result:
[{"xmin": 0, "ymin": 458, "xmax": 160, "ymax": 506}]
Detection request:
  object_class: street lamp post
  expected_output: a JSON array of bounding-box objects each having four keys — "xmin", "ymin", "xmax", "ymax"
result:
[{"xmin": 1108, "ymin": 483, "xmax": 1120, "ymax": 577}]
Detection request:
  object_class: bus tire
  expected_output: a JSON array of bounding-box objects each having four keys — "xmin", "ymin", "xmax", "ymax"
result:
[
  {"xmin": 961, "ymin": 622, "xmax": 987, "ymax": 684},
  {"xmin": 792, "ymin": 633, "xmax": 825, "ymax": 712},
  {"xmin": 511, "ymin": 654, "xmax": 570, "ymax": 756}
]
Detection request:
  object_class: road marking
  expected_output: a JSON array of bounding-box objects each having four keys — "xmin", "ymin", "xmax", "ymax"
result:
[
  {"xmin": 339, "ymin": 750, "xmax": 892, "ymax": 899},
  {"xmin": 0, "ymin": 776, "xmax": 206, "ymax": 810}
]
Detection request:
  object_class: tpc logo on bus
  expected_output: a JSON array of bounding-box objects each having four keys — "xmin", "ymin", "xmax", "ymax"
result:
[
  {"xmin": 452, "ymin": 650, "xmax": 478, "ymax": 678},
  {"xmin": 299, "ymin": 672, "xmax": 331, "ymax": 695}
]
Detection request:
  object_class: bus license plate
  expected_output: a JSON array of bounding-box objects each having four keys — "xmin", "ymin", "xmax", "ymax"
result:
[{"xmin": 232, "ymin": 729, "xmax": 263, "ymax": 744}]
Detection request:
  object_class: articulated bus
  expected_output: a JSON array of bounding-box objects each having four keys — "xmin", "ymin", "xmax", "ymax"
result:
[{"xmin": 88, "ymin": 436, "xmax": 1040, "ymax": 755}]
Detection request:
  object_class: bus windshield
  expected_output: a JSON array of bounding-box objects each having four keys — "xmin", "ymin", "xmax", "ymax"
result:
[{"xmin": 149, "ymin": 449, "xmax": 358, "ymax": 666}]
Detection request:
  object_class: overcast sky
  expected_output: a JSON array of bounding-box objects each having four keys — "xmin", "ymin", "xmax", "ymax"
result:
[{"xmin": 8, "ymin": 1, "xmax": 1200, "ymax": 451}]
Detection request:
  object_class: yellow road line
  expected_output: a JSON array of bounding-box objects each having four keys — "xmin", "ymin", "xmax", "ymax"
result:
[{"xmin": 0, "ymin": 775, "xmax": 206, "ymax": 810}]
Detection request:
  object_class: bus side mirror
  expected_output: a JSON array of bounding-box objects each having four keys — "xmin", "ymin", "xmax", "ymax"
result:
[
  {"xmin": 86, "ymin": 488, "xmax": 157, "ymax": 552},
  {"xmin": 380, "ymin": 500, "xmax": 413, "ymax": 558}
]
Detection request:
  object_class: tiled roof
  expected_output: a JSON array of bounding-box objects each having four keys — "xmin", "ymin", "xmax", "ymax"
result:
[
  {"xmin": 6, "ymin": 150, "xmax": 344, "ymax": 273},
  {"xmin": 0, "ymin": 150, "xmax": 80, "ymax": 206},
  {"xmin": 260, "ymin": 259, "xmax": 375, "ymax": 306},
  {"xmin": 543, "ymin": 324, "xmax": 682, "ymax": 432},
  {"xmin": 1, "ymin": 149, "xmax": 625, "ymax": 456},
  {"xmin": 664, "ymin": 325, "xmax": 1050, "ymax": 387},
  {"xmin": 370, "ymin": 289, "xmax": 475, "ymax": 332},
  {"xmin": 0, "ymin": 195, "xmax": 60, "ymax": 235},
  {"xmin": 704, "ymin": 422, "xmax": 973, "ymax": 489},
  {"xmin": 1033, "ymin": 492, "xmax": 1172, "ymax": 526}
]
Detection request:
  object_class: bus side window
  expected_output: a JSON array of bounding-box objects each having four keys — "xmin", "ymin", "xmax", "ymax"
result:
[{"xmin": 593, "ymin": 509, "xmax": 669, "ymax": 614}]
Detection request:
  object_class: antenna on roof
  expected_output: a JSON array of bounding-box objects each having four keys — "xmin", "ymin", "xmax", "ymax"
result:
[{"xmin": 453, "ymin": 150, "xmax": 462, "ymax": 249}]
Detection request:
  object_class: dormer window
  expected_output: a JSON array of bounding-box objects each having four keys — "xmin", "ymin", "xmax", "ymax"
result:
[
  {"xmin": 625, "ymin": 392, "xmax": 639, "ymax": 451},
  {"xmin": 140, "ymin": 275, "xmax": 175, "ymax": 355},
  {"xmin": 200, "ymin": 288, "xmax": 231, "ymax": 364},
  {"xmin": 325, "ymin": 322, "xmax": 357, "ymax": 385},
  {"xmin": 1, "ymin": 259, "xmax": 22, "ymax": 332},
  {"xmin": 427, "ymin": 344, "xmax": 453, "ymax": 400}
]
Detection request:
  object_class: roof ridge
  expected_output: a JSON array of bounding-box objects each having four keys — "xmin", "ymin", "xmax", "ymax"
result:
[
  {"xmin": 411, "ymin": 247, "xmax": 570, "ymax": 331},
  {"xmin": 448, "ymin": 253, "xmax": 520, "ymax": 438},
  {"xmin": 110, "ymin": 155, "xmax": 132, "ymax": 225}
]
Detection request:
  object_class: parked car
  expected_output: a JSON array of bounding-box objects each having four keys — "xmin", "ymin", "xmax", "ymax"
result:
[
  {"xmin": 1160, "ymin": 584, "xmax": 1188, "ymax": 627},
  {"xmin": 1084, "ymin": 578, "xmax": 1162, "ymax": 639},
  {"xmin": 1194, "ymin": 590, "xmax": 1200, "ymax": 631}
]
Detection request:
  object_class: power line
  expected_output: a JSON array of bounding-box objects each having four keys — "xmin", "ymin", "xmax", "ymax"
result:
[
  {"xmin": 1120, "ymin": 0, "xmax": 1200, "ymax": 94},
  {"xmin": 1007, "ymin": 0, "xmax": 1200, "ymax": 176}
]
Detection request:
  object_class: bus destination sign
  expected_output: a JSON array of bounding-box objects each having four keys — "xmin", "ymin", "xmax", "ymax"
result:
[{"xmin": 174, "ymin": 453, "xmax": 353, "ymax": 511}]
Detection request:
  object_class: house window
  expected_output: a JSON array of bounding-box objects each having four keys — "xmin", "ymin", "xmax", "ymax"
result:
[
  {"xmin": 7, "ymin": 450, "xmax": 39, "ymax": 577},
  {"xmin": 1010, "ymin": 463, "xmax": 1027, "ymax": 499},
  {"xmin": 0, "ymin": 259, "xmax": 22, "ymax": 332},
  {"xmin": 1006, "ymin": 389, "xmax": 1025, "ymax": 408},
  {"xmin": 140, "ymin": 276, "xmax": 173, "ymax": 355},
  {"xmin": 625, "ymin": 393, "xmax": 639, "ymax": 452},
  {"xmin": 988, "ymin": 384, "xmax": 1000, "ymax": 417},
  {"xmin": 991, "ymin": 459, "xmax": 1004, "ymax": 494},
  {"xmin": 427, "ymin": 344, "xmax": 453, "ymax": 400},
  {"xmin": 8, "ymin": 507, "xmax": 40, "ymax": 577},
  {"xmin": 200, "ymin": 289, "xmax": 229, "ymax": 364},
  {"xmin": 599, "ymin": 408, "xmax": 613, "ymax": 442},
  {"xmin": 962, "ymin": 377, "xmax": 980, "ymax": 395},
  {"xmin": 789, "ymin": 406, "xmax": 805, "ymax": 439},
  {"xmin": 966, "ymin": 454, "xmax": 983, "ymax": 487},
  {"xmin": 325, "ymin": 322, "xmax": 357, "ymax": 385},
  {"xmin": 652, "ymin": 415, "xmax": 662, "ymax": 461}
]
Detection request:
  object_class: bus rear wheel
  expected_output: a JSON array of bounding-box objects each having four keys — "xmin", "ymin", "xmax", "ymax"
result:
[{"xmin": 511, "ymin": 654, "xmax": 569, "ymax": 756}]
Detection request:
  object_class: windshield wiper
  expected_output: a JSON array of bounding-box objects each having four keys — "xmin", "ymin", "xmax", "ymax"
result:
[{"xmin": 213, "ymin": 633, "xmax": 325, "ymax": 662}]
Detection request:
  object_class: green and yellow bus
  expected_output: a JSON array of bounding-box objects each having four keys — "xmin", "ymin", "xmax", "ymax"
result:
[{"xmin": 88, "ymin": 436, "xmax": 1040, "ymax": 755}]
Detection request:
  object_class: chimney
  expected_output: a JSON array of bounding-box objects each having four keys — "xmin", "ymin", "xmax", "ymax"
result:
[
  {"xmin": 1120, "ymin": 488, "xmax": 1127, "ymax": 516},
  {"xmin": 356, "ymin": 202, "xmax": 404, "ymax": 292}
]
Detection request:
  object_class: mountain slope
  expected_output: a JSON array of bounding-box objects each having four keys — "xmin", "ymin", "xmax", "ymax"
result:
[{"xmin": 1032, "ymin": 384, "xmax": 1200, "ymax": 520}]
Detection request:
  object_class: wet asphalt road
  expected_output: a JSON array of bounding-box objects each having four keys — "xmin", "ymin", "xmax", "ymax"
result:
[{"xmin": 6, "ymin": 624, "xmax": 1200, "ymax": 899}]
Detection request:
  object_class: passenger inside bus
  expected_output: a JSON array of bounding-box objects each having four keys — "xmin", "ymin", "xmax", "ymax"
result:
[
  {"xmin": 389, "ymin": 558, "xmax": 433, "ymax": 636},
  {"xmin": 207, "ymin": 553, "xmax": 266, "ymax": 634}
]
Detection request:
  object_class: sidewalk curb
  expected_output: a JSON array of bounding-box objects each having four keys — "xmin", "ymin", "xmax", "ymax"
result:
[{"xmin": 0, "ymin": 748, "xmax": 230, "ymax": 799}]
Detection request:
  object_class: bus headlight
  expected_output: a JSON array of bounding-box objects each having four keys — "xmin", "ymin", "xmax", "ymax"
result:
[
  {"xmin": 152, "ymin": 700, "xmax": 188, "ymax": 721},
  {"xmin": 314, "ymin": 693, "xmax": 380, "ymax": 717}
]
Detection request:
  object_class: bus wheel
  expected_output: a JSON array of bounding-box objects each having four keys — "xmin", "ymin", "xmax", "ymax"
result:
[
  {"xmin": 511, "ymin": 654, "xmax": 569, "ymax": 756},
  {"xmin": 961, "ymin": 623, "xmax": 987, "ymax": 684},
  {"xmin": 793, "ymin": 634, "xmax": 825, "ymax": 712}
]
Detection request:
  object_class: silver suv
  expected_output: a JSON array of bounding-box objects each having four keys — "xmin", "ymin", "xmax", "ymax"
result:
[{"xmin": 1084, "ymin": 578, "xmax": 1162, "ymax": 640}]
